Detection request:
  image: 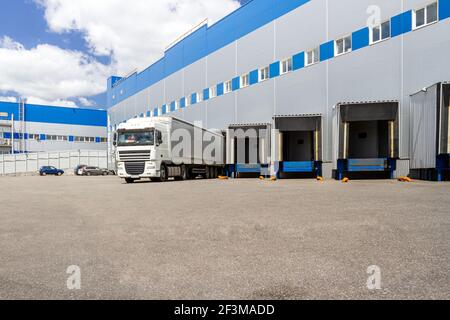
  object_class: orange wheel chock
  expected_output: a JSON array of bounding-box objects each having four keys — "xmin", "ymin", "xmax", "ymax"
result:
[
  {"xmin": 218, "ymin": 176, "xmax": 229, "ymax": 180},
  {"xmin": 270, "ymin": 176, "xmax": 277, "ymax": 181},
  {"xmin": 259, "ymin": 176, "xmax": 265, "ymax": 180},
  {"xmin": 316, "ymin": 176, "xmax": 324, "ymax": 182},
  {"xmin": 342, "ymin": 177, "xmax": 349, "ymax": 183},
  {"xmin": 398, "ymin": 176, "xmax": 413, "ymax": 182}
]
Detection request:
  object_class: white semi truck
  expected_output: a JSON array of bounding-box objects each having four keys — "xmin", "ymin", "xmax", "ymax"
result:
[{"xmin": 114, "ymin": 117, "xmax": 225, "ymax": 183}]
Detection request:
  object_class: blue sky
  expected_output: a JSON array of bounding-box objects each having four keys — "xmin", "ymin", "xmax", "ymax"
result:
[{"xmin": 0, "ymin": 0, "xmax": 247, "ymax": 109}]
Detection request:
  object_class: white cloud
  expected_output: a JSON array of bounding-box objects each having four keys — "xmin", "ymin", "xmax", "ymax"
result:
[
  {"xmin": 0, "ymin": 36, "xmax": 110, "ymax": 104},
  {"xmin": 26, "ymin": 96, "xmax": 78, "ymax": 108},
  {"xmin": 36, "ymin": 0, "xmax": 240, "ymax": 74},
  {"xmin": 0, "ymin": 1, "xmax": 240, "ymax": 107},
  {"xmin": 78, "ymin": 97, "xmax": 95, "ymax": 107},
  {"xmin": 0, "ymin": 96, "xmax": 18, "ymax": 103}
]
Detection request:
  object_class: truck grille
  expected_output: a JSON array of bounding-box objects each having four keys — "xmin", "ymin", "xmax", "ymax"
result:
[
  {"xmin": 125, "ymin": 162, "xmax": 145, "ymax": 176},
  {"xmin": 119, "ymin": 150, "xmax": 151, "ymax": 161}
]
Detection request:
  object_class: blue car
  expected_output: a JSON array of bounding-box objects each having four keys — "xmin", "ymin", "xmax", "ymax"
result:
[{"xmin": 39, "ymin": 166, "xmax": 64, "ymax": 176}]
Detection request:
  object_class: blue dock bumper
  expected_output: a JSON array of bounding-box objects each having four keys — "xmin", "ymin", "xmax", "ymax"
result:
[
  {"xmin": 337, "ymin": 158, "xmax": 396, "ymax": 180},
  {"xmin": 236, "ymin": 164, "xmax": 262, "ymax": 173},
  {"xmin": 281, "ymin": 161, "xmax": 315, "ymax": 173},
  {"xmin": 348, "ymin": 158, "xmax": 387, "ymax": 172}
]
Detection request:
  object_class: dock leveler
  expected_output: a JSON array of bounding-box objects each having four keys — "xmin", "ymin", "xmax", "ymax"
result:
[
  {"xmin": 335, "ymin": 101, "xmax": 399, "ymax": 180},
  {"xmin": 273, "ymin": 115, "xmax": 322, "ymax": 179}
]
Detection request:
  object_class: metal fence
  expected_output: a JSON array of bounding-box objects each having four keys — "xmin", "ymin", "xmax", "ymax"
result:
[{"xmin": 0, "ymin": 150, "xmax": 108, "ymax": 176}]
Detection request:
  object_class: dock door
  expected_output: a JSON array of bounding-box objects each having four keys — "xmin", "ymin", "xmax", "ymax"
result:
[
  {"xmin": 336, "ymin": 102, "xmax": 399, "ymax": 179},
  {"xmin": 226, "ymin": 123, "xmax": 271, "ymax": 178},
  {"xmin": 410, "ymin": 82, "xmax": 450, "ymax": 181},
  {"xmin": 274, "ymin": 115, "xmax": 322, "ymax": 179}
]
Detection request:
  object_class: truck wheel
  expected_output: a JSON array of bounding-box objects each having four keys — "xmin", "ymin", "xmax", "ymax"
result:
[
  {"xmin": 180, "ymin": 165, "xmax": 187, "ymax": 180},
  {"xmin": 159, "ymin": 164, "xmax": 168, "ymax": 182},
  {"xmin": 205, "ymin": 167, "xmax": 211, "ymax": 179},
  {"xmin": 125, "ymin": 178, "xmax": 135, "ymax": 184}
]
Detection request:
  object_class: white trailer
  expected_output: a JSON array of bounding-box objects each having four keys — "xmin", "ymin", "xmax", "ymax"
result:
[{"xmin": 114, "ymin": 117, "xmax": 225, "ymax": 183}]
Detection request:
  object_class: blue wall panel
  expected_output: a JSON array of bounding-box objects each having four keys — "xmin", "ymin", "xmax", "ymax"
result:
[
  {"xmin": 440, "ymin": 0, "xmax": 450, "ymax": 20},
  {"xmin": 180, "ymin": 97, "xmax": 186, "ymax": 108},
  {"xmin": 293, "ymin": 51, "xmax": 305, "ymax": 70},
  {"xmin": 352, "ymin": 27, "xmax": 369, "ymax": 51},
  {"xmin": 203, "ymin": 88, "xmax": 210, "ymax": 101},
  {"xmin": 269, "ymin": 61, "xmax": 280, "ymax": 78},
  {"xmin": 232, "ymin": 77, "xmax": 241, "ymax": 91},
  {"xmin": 391, "ymin": 11, "xmax": 412, "ymax": 37},
  {"xmin": 320, "ymin": 41, "xmax": 334, "ymax": 61},
  {"xmin": 217, "ymin": 83, "xmax": 224, "ymax": 96},
  {"xmin": 191, "ymin": 93, "xmax": 197, "ymax": 105},
  {"xmin": 249, "ymin": 69, "xmax": 259, "ymax": 85}
]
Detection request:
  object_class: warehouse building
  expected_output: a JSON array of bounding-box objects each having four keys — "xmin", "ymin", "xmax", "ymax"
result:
[
  {"xmin": 0, "ymin": 100, "xmax": 108, "ymax": 154},
  {"xmin": 106, "ymin": 0, "xmax": 450, "ymax": 180}
]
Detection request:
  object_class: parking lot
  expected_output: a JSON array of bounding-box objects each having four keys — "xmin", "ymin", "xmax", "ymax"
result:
[{"xmin": 0, "ymin": 175, "xmax": 449, "ymax": 300}]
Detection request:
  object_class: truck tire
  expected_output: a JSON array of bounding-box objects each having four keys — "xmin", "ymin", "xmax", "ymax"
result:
[
  {"xmin": 180, "ymin": 165, "xmax": 187, "ymax": 181},
  {"xmin": 205, "ymin": 167, "xmax": 211, "ymax": 179},
  {"xmin": 125, "ymin": 178, "xmax": 135, "ymax": 184},
  {"xmin": 158, "ymin": 164, "xmax": 168, "ymax": 182}
]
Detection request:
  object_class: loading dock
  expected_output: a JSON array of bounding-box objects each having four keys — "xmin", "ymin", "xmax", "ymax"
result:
[
  {"xmin": 273, "ymin": 115, "xmax": 322, "ymax": 179},
  {"xmin": 226, "ymin": 123, "xmax": 271, "ymax": 178},
  {"xmin": 410, "ymin": 82, "xmax": 450, "ymax": 181},
  {"xmin": 335, "ymin": 102, "xmax": 399, "ymax": 180}
]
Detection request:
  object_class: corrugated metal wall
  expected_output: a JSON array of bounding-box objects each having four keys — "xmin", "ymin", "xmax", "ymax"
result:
[{"xmin": 410, "ymin": 84, "xmax": 438, "ymax": 169}]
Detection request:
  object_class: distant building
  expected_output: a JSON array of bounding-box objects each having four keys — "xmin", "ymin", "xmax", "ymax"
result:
[{"xmin": 0, "ymin": 101, "xmax": 108, "ymax": 154}]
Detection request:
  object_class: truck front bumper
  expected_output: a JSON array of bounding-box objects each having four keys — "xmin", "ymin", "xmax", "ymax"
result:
[{"xmin": 117, "ymin": 162, "xmax": 159, "ymax": 179}]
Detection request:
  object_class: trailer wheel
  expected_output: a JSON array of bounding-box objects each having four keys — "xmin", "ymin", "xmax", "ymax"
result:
[{"xmin": 180, "ymin": 165, "xmax": 187, "ymax": 180}]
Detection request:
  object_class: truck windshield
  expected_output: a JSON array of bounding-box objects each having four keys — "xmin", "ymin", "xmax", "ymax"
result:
[{"xmin": 118, "ymin": 131, "xmax": 154, "ymax": 146}]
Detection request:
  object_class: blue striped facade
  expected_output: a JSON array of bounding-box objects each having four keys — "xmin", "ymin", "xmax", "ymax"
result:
[{"xmin": 0, "ymin": 101, "xmax": 107, "ymax": 127}]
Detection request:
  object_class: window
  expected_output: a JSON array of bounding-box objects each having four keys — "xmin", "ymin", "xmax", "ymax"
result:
[
  {"xmin": 224, "ymin": 80, "xmax": 232, "ymax": 94},
  {"xmin": 305, "ymin": 47, "xmax": 319, "ymax": 66},
  {"xmin": 240, "ymin": 73, "xmax": 249, "ymax": 88},
  {"xmin": 185, "ymin": 96, "xmax": 191, "ymax": 107},
  {"xmin": 197, "ymin": 92, "xmax": 203, "ymax": 103},
  {"xmin": 118, "ymin": 131, "xmax": 154, "ymax": 146},
  {"xmin": 281, "ymin": 58, "xmax": 293, "ymax": 74},
  {"xmin": 371, "ymin": 20, "xmax": 391, "ymax": 44},
  {"xmin": 259, "ymin": 66, "xmax": 269, "ymax": 82},
  {"xmin": 29, "ymin": 134, "xmax": 40, "ymax": 141},
  {"xmin": 335, "ymin": 35, "xmax": 352, "ymax": 56},
  {"xmin": 100, "ymin": 138, "xmax": 107, "ymax": 143},
  {"xmin": 414, "ymin": 2, "xmax": 438, "ymax": 29},
  {"xmin": 210, "ymin": 86, "xmax": 217, "ymax": 99}
]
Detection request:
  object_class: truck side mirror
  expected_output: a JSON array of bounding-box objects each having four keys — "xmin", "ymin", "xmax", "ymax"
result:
[{"xmin": 113, "ymin": 133, "xmax": 117, "ymax": 146}]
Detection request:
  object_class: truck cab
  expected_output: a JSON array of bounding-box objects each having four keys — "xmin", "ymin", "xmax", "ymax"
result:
[{"xmin": 115, "ymin": 118, "xmax": 169, "ymax": 183}]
